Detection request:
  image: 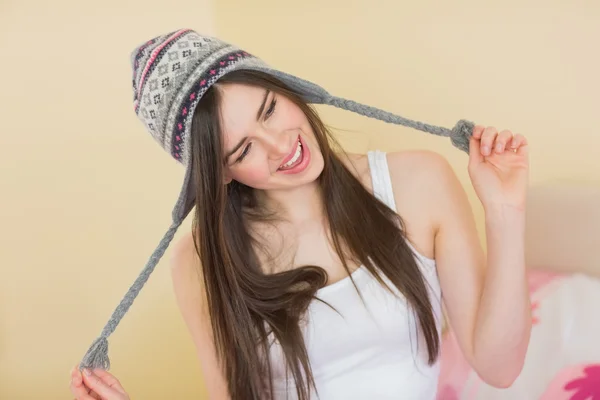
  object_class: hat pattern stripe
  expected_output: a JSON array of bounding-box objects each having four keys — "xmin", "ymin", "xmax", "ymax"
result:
[
  {"xmin": 162, "ymin": 44, "xmax": 238, "ymax": 163},
  {"xmin": 135, "ymin": 29, "xmax": 192, "ymax": 114},
  {"xmin": 171, "ymin": 50, "xmax": 252, "ymax": 161},
  {"xmin": 131, "ymin": 29, "xmax": 185, "ymax": 110}
]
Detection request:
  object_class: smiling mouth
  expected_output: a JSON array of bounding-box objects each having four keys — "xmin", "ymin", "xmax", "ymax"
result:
[{"xmin": 278, "ymin": 137, "xmax": 302, "ymax": 171}]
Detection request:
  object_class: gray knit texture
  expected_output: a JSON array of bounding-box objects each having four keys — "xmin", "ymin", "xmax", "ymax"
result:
[
  {"xmin": 79, "ymin": 219, "xmax": 183, "ymax": 370},
  {"xmin": 326, "ymin": 97, "xmax": 474, "ymax": 153}
]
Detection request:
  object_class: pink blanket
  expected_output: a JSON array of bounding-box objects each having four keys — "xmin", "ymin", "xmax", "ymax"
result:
[{"xmin": 437, "ymin": 271, "xmax": 600, "ymax": 400}]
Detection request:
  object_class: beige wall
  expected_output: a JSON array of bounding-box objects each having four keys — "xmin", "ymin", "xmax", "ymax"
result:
[
  {"xmin": 214, "ymin": 0, "xmax": 600, "ymax": 242},
  {"xmin": 1, "ymin": 0, "xmax": 599, "ymax": 399},
  {"xmin": 0, "ymin": 1, "xmax": 216, "ymax": 398}
]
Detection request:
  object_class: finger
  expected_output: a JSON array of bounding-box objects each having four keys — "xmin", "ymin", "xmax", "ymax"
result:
[
  {"xmin": 70, "ymin": 366, "xmax": 99, "ymax": 400},
  {"xmin": 70, "ymin": 391, "xmax": 97, "ymax": 400},
  {"xmin": 494, "ymin": 130, "xmax": 514, "ymax": 154},
  {"xmin": 82, "ymin": 369, "xmax": 120, "ymax": 399},
  {"xmin": 69, "ymin": 380, "xmax": 89, "ymax": 399},
  {"xmin": 480, "ymin": 126, "xmax": 498, "ymax": 156},
  {"xmin": 71, "ymin": 366, "xmax": 83, "ymax": 388},
  {"xmin": 69, "ymin": 378, "xmax": 96, "ymax": 400},
  {"xmin": 517, "ymin": 137, "xmax": 529, "ymax": 156},
  {"xmin": 471, "ymin": 124, "xmax": 486, "ymax": 139},
  {"xmin": 468, "ymin": 136, "xmax": 484, "ymax": 166},
  {"xmin": 93, "ymin": 369, "xmax": 127, "ymax": 393},
  {"xmin": 89, "ymin": 389, "xmax": 102, "ymax": 400},
  {"xmin": 509, "ymin": 133, "xmax": 526, "ymax": 150}
]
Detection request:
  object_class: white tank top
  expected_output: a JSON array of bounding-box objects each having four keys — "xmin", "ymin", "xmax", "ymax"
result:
[{"xmin": 267, "ymin": 150, "xmax": 443, "ymax": 399}]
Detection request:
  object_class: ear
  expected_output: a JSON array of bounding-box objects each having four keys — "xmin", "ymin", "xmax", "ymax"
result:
[{"xmin": 223, "ymin": 170, "xmax": 233, "ymax": 184}]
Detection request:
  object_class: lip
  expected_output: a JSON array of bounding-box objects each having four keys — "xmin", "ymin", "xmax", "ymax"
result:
[
  {"xmin": 278, "ymin": 134, "xmax": 310, "ymax": 175},
  {"xmin": 279, "ymin": 135, "xmax": 301, "ymax": 168}
]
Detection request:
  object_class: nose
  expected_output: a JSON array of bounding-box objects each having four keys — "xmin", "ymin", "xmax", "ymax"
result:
[{"xmin": 262, "ymin": 129, "xmax": 294, "ymax": 159}]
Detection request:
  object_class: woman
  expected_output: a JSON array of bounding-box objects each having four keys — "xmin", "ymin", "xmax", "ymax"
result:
[{"xmin": 71, "ymin": 32, "xmax": 531, "ymax": 400}]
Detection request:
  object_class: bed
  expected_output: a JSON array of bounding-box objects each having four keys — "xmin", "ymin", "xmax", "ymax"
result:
[{"xmin": 436, "ymin": 184, "xmax": 600, "ymax": 400}]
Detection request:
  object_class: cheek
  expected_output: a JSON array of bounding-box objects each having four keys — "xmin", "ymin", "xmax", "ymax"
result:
[{"xmin": 231, "ymin": 163, "xmax": 272, "ymax": 186}]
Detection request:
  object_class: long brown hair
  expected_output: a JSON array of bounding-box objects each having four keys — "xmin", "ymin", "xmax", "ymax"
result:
[{"xmin": 189, "ymin": 69, "xmax": 439, "ymax": 399}]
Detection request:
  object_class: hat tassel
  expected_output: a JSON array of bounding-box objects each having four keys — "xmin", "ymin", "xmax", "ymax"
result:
[{"xmin": 79, "ymin": 336, "xmax": 110, "ymax": 371}]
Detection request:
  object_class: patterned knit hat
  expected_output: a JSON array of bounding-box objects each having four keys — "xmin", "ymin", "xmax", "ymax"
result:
[{"xmin": 78, "ymin": 28, "xmax": 475, "ymax": 371}]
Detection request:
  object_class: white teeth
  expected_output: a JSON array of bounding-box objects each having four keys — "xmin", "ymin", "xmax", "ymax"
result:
[{"xmin": 281, "ymin": 139, "xmax": 302, "ymax": 168}]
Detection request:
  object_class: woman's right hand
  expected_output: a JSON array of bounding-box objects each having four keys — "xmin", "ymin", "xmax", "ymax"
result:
[{"xmin": 70, "ymin": 365, "xmax": 131, "ymax": 400}]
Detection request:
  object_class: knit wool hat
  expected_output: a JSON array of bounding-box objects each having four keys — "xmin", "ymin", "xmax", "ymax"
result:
[{"xmin": 78, "ymin": 28, "xmax": 474, "ymax": 371}]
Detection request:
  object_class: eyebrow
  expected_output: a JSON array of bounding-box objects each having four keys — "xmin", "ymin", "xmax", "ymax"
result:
[
  {"xmin": 256, "ymin": 89, "xmax": 270, "ymax": 121},
  {"xmin": 225, "ymin": 89, "xmax": 270, "ymax": 163}
]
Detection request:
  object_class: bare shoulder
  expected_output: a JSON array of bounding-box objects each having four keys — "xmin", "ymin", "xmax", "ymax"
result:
[
  {"xmin": 169, "ymin": 230, "xmax": 231, "ymax": 398},
  {"xmin": 385, "ymin": 149, "xmax": 461, "ymax": 227},
  {"xmin": 170, "ymin": 230, "xmax": 199, "ymax": 274},
  {"xmin": 170, "ymin": 230, "xmax": 206, "ymax": 314},
  {"xmin": 386, "ymin": 149, "xmax": 455, "ymax": 183},
  {"xmin": 341, "ymin": 149, "xmax": 456, "ymax": 199},
  {"xmin": 170, "ymin": 231, "xmax": 204, "ymax": 294},
  {"xmin": 343, "ymin": 149, "xmax": 460, "ymax": 259}
]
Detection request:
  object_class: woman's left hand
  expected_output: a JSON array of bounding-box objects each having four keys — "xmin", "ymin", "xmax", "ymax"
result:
[{"xmin": 467, "ymin": 125, "xmax": 529, "ymax": 211}]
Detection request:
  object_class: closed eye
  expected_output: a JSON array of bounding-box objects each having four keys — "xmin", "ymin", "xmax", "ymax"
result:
[
  {"xmin": 236, "ymin": 142, "xmax": 252, "ymax": 163},
  {"xmin": 234, "ymin": 96, "xmax": 276, "ymax": 164},
  {"xmin": 265, "ymin": 97, "xmax": 276, "ymax": 119}
]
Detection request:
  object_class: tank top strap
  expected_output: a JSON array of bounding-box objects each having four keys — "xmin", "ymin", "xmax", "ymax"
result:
[{"xmin": 367, "ymin": 150, "xmax": 397, "ymax": 212}]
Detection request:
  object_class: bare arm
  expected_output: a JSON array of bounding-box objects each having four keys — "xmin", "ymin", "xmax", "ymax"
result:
[
  {"xmin": 393, "ymin": 150, "xmax": 530, "ymax": 388},
  {"xmin": 170, "ymin": 233, "xmax": 231, "ymax": 400},
  {"xmin": 432, "ymin": 154, "xmax": 530, "ymax": 387}
]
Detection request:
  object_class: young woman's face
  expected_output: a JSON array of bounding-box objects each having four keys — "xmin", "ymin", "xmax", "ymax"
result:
[{"xmin": 218, "ymin": 82, "xmax": 324, "ymax": 191}]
